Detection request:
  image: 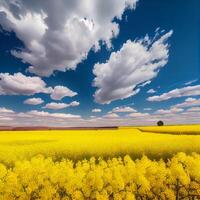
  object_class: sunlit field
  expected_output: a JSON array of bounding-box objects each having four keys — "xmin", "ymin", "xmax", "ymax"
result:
[
  {"xmin": 1, "ymin": 152, "xmax": 200, "ymax": 200},
  {"xmin": 135, "ymin": 125, "xmax": 200, "ymax": 135},
  {"xmin": 0, "ymin": 126, "xmax": 200, "ymax": 199},
  {"xmin": 0, "ymin": 125, "xmax": 200, "ymax": 165},
  {"xmin": 0, "ymin": 125, "xmax": 200, "ymax": 199}
]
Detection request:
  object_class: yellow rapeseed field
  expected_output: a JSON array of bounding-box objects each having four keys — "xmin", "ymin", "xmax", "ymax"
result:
[
  {"xmin": 134, "ymin": 125, "xmax": 200, "ymax": 135},
  {"xmin": 0, "ymin": 125, "xmax": 200, "ymax": 165},
  {"xmin": 0, "ymin": 126, "xmax": 200, "ymax": 199},
  {"xmin": 0, "ymin": 152, "xmax": 200, "ymax": 200}
]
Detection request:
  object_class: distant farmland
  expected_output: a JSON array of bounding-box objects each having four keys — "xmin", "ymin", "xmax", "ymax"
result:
[{"xmin": 0, "ymin": 125, "xmax": 199, "ymax": 165}]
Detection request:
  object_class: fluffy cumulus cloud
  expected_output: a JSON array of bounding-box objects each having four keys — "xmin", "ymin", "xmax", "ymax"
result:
[
  {"xmin": 50, "ymin": 86, "xmax": 77, "ymax": 100},
  {"xmin": 44, "ymin": 101, "xmax": 79, "ymax": 110},
  {"xmin": 92, "ymin": 108, "xmax": 102, "ymax": 113},
  {"xmin": 43, "ymin": 103, "xmax": 68, "ymax": 110},
  {"xmin": 93, "ymin": 30, "xmax": 173, "ymax": 104},
  {"xmin": 0, "ymin": 109, "xmax": 82, "ymax": 127},
  {"xmin": 112, "ymin": 106, "xmax": 136, "ymax": 113},
  {"xmin": 88, "ymin": 97, "xmax": 200, "ymax": 126},
  {"xmin": 0, "ymin": 73, "xmax": 51, "ymax": 95},
  {"xmin": 127, "ymin": 112, "xmax": 149, "ymax": 117},
  {"xmin": 24, "ymin": 97, "xmax": 44, "ymax": 105},
  {"xmin": 147, "ymin": 85, "xmax": 200, "ymax": 102},
  {"xmin": 147, "ymin": 89, "xmax": 156, "ymax": 94},
  {"xmin": 69, "ymin": 101, "xmax": 80, "ymax": 107},
  {"xmin": 0, "ymin": 73, "xmax": 78, "ymax": 103},
  {"xmin": 0, "ymin": 0, "xmax": 138, "ymax": 76},
  {"xmin": 0, "ymin": 107, "xmax": 14, "ymax": 113},
  {"xmin": 2, "ymin": 101, "xmax": 200, "ymax": 126},
  {"xmin": 27, "ymin": 110, "xmax": 80, "ymax": 119},
  {"xmin": 155, "ymin": 107, "xmax": 183, "ymax": 115},
  {"xmin": 103, "ymin": 113, "xmax": 119, "ymax": 119},
  {"xmin": 0, "ymin": 107, "xmax": 15, "ymax": 122},
  {"xmin": 172, "ymin": 98, "xmax": 200, "ymax": 108}
]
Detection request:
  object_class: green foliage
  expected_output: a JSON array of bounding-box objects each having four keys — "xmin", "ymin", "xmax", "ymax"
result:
[{"xmin": 157, "ymin": 121, "xmax": 164, "ymax": 126}]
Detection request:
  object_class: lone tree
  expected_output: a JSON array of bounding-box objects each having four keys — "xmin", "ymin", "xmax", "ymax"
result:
[{"xmin": 157, "ymin": 120, "xmax": 164, "ymax": 126}]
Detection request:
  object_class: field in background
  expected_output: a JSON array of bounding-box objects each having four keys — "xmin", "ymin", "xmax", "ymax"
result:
[
  {"xmin": 134, "ymin": 125, "xmax": 200, "ymax": 135},
  {"xmin": 0, "ymin": 125, "xmax": 200, "ymax": 165}
]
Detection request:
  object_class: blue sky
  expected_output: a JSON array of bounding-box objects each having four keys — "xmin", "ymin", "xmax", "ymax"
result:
[{"xmin": 0, "ymin": 0, "xmax": 199, "ymax": 126}]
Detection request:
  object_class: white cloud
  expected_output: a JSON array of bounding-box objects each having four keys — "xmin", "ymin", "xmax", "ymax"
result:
[
  {"xmin": 127, "ymin": 112, "xmax": 149, "ymax": 117},
  {"xmin": 92, "ymin": 108, "xmax": 102, "ymax": 113},
  {"xmin": 172, "ymin": 98, "xmax": 200, "ymax": 108},
  {"xmin": 187, "ymin": 107, "xmax": 200, "ymax": 112},
  {"xmin": 0, "ymin": 0, "xmax": 138, "ymax": 76},
  {"xmin": 155, "ymin": 107, "xmax": 183, "ymax": 115},
  {"xmin": 139, "ymin": 80, "xmax": 151, "ymax": 87},
  {"xmin": 170, "ymin": 107, "xmax": 184, "ymax": 113},
  {"xmin": 103, "ymin": 113, "xmax": 119, "ymax": 119},
  {"xmin": 0, "ymin": 106, "xmax": 84, "ymax": 126},
  {"xmin": 24, "ymin": 97, "xmax": 44, "ymax": 105},
  {"xmin": 16, "ymin": 110, "xmax": 82, "ymax": 126},
  {"xmin": 144, "ymin": 108, "xmax": 152, "ymax": 111},
  {"xmin": 43, "ymin": 101, "xmax": 79, "ymax": 110},
  {"xmin": 93, "ymin": 30, "xmax": 173, "ymax": 104},
  {"xmin": 0, "ymin": 107, "xmax": 14, "ymax": 113},
  {"xmin": 89, "ymin": 116, "xmax": 96, "ymax": 119},
  {"xmin": 27, "ymin": 110, "xmax": 80, "ymax": 119},
  {"xmin": 184, "ymin": 79, "xmax": 198, "ymax": 86},
  {"xmin": 0, "ymin": 73, "xmax": 51, "ymax": 95},
  {"xmin": 0, "ymin": 73, "xmax": 77, "ymax": 102},
  {"xmin": 69, "ymin": 101, "xmax": 80, "ymax": 107},
  {"xmin": 50, "ymin": 86, "xmax": 77, "ymax": 100},
  {"xmin": 1, "ymin": 104, "xmax": 200, "ymax": 126},
  {"xmin": 112, "ymin": 106, "xmax": 136, "ymax": 113},
  {"xmin": 43, "ymin": 102, "xmax": 68, "ymax": 110},
  {"xmin": 0, "ymin": 116, "xmax": 13, "ymax": 121},
  {"xmin": 154, "ymin": 109, "xmax": 170, "ymax": 115},
  {"xmin": 148, "ymin": 85, "xmax": 200, "ymax": 102},
  {"xmin": 147, "ymin": 89, "xmax": 156, "ymax": 94}
]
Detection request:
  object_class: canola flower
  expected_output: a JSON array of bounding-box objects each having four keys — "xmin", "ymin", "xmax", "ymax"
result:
[
  {"xmin": 1, "ymin": 127, "xmax": 200, "ymax": 164},
  {"xmin": 0, "ymin": 153, "xmax": 200, "ymax": 199},
  {"xmin": 131, "ymin": 125, "xmax": 200, "ymax": 135}
]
